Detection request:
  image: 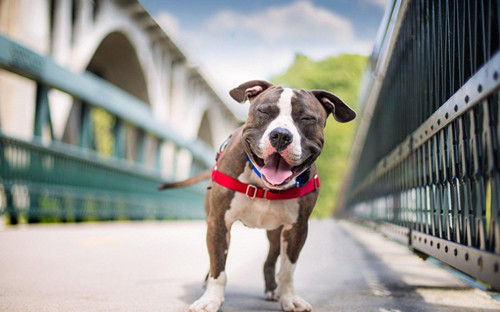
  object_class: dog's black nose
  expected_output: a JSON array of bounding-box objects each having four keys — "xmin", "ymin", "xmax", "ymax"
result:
[{"xmin": 269, "ymin": 128, "xmax": 293, "ymax": 151}]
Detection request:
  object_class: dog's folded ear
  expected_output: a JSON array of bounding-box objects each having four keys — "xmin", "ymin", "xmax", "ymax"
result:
[
  {"xmin": 311, "ymin": 90, "xmax": 356, "ymax": 123},
  {"xmin": 230, "ymin": 80, "xmax": 273, "ymax": 103}
]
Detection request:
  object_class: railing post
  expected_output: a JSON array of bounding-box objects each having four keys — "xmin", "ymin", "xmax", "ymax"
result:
[
  {"xmin": 75, "ymin": 197, "xmax": 84, "ymax": 223},
  {"xmin": 136, "ymin": 129, "xmax": 146, "ymax": 164},
  {"xmin": 0, "ymin": 136, "xmax": 17, "ymax": 224},
  {"xmin": 154, "ymin": 139, "xmax": 162, "ymax": 172},
  {"xmin": 80, "ymin": 103, "xmax": 93, "ymax": 149},
  {"xmin": 114, "ymin": 119, "xmax": 126, "ymax": 158},
  {"xmin": 34, "ymin": 83, "xmax": 53, "ymax": 140},
  {"xmin": 5, "ymin": 189, "xmax": 17, "ymax": 225},
  {"xmin": 30, "ymin": 83, "xmax": 54, "ymax": 223}
]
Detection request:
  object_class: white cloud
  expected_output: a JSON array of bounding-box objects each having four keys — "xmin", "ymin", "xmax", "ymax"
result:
[
  {"xmin": 182, "ymin": 0, "xmax": 368, "ymax": 91},
  {"xmin": 362, "ymin": 0, "xmax": 390, "ymax": 10},
  {"xmin": 206, "ymin": 1, "xmax": 354, "ymax": 44},
  {"xmin": 201, "ymin": 48, "xmax": 297, "ymax": 118}
]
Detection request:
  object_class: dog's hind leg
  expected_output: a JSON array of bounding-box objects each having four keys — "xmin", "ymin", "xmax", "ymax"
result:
[{"xmin": 264, "ymin": 226, "xmax": 282, "ymax": 301}]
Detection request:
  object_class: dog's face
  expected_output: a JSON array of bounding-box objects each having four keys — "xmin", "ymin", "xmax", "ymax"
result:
[{"xmin": 230, "ymin": 80, "xmax": 356, "ymax": 189}]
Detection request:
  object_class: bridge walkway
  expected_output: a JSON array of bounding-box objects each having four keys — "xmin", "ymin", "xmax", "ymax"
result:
[{"xmin": 1, "ymin": 219, "xmax": 498, "ymax": 312}]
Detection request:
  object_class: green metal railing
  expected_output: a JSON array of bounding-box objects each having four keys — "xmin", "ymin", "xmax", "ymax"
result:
[
  {"xmin": 0, "ymin": 33, "xmax": 214, "ymax": 223},
  {"xmin": 345, "ymin": 0, "xmax": 500, "ymax": 290}
]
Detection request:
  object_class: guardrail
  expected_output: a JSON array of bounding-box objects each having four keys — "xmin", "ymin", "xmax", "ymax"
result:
[
  {"xmin": 0, "ymin": 33, "xmax": 214, "ymax": 223},
  {"xmin": 345, "ymin": 0, "xmax": 500, "ymax": 290}
]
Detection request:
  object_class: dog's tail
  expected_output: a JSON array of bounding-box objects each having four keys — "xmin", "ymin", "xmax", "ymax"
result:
[{"xmin": 157, "ymin": 169, "xmax": 212, "ymax": 190}]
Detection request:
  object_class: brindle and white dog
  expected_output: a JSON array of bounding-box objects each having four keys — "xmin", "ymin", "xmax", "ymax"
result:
[{"xmin": 159, "ymin": 80, "xmax": 355, "ymax": 312}]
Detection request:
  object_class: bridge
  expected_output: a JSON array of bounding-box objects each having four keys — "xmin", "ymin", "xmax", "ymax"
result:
[
  {"xmin": 1, "ymin": 0, "xmax": 500, "ymax": 311},
  {"xmin": 0, "ymin": 0, "xmax": 240, "ymax": 223}
]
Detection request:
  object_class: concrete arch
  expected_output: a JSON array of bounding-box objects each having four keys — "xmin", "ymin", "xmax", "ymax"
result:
[
  {"xmin": 73, "ymin": 20, "xmax": 169, "ymax": 124},
  {"xmin": 62, "ymin": 30, "xmax": 150, "ymax": 149},
  {"xmin": 86, "ymin": 31, "xmax": 149, "ymax": 104},
  {"xmin": 69, "ymin": 2, "xmax": 156, "ymax": 75}
]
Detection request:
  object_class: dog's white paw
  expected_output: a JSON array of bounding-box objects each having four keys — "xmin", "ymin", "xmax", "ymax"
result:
[
  {"xmin": 188, "ymin": 296, "xmax": 224, "ymax": 312},
  {"xmin": 279, "ymin": 294, "xmax": 312, "ymax": 312},
  {"xmin": 265, "ymin": 290, "xmax": 278, "ymax": 301},
  {"xmin": 190, "ymin": 271, "xmax": 226, "ymax": 311}
]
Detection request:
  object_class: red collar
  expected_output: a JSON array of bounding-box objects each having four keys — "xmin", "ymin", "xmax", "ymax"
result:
[{"xmin": 211, "ymin": 165, "xmax": 320, "ymax": 200}]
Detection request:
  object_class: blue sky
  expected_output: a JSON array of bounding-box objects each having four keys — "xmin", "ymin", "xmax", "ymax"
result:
[{"xmin": 139, "ymin": 0, "xmax": 389, "ymax": 94}]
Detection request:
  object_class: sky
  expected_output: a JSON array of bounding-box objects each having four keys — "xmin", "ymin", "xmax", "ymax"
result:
[{"xmin": 138, "ymin": 0, "xmax": 389, "ymax": 109}]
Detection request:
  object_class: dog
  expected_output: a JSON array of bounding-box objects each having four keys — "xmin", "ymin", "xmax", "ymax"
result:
[{"xmin": 159, "ymin": 80, "xmax": 355, "ymax": 312}]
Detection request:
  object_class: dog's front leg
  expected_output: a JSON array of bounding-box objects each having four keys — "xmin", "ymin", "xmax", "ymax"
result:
[
  {"xmin": 276, "ymin": 222, "xmax": 312, "ymax": 312},
  {"xmin": 189, "ymin": 214, "xmax": 230, "ymax": 312}
]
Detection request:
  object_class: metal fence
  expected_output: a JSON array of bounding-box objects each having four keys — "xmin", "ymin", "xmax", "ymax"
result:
[
  {"xmin": 345, "ymin": 0, "xmax": 500, "ymax": 290},
  {"xmin": 0, "ymin": 33, "xmax": 213, "ymax": 224}
]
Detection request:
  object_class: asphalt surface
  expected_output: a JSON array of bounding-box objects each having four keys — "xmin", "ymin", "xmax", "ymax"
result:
[{"xmin": 1, "ymin": 219, "xmax": 499, "ymax": 312}]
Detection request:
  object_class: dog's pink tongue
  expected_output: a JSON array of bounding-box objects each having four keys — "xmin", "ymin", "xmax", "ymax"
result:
[{"xmin": 261, "ymin": 153, "xmax": 293, "ymax": 185}]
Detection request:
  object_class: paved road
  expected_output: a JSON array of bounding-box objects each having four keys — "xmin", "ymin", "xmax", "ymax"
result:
[{"xmin": 1, "ymin": 219, "xmax": 499, "ymax": 312}]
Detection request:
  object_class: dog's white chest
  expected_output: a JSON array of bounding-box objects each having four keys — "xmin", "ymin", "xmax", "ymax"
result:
[
  {"xmin": 226, "ymin": 194, "xmax": 300, "ymax": 230},
  {"xmin": 224, "ymin": 166, "xmax": 300, "ymax": 230}
]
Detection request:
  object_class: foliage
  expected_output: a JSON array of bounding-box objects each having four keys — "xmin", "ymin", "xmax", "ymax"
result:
[
  {"xmin": 271, "ymin": 53, "xmax": 367, "ymax": 218},
  {"xmin": 92, "ymin": 107, "xmax": 116, "ymax": 156}
]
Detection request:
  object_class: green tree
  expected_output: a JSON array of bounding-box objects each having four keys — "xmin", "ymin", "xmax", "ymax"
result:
[{"xmin": 271, "ymin": 53, "xmax": 367, "ymax": 217}]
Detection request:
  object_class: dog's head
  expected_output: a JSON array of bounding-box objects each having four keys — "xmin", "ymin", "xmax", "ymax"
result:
[{"xmin": 230, "ymin": 80, "xmax": 356, "ymax": 189}]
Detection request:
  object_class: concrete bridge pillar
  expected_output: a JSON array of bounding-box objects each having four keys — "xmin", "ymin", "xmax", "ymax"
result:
[{"xmin": 0, "ymin": 0, "xmax": 51, "ymax": 140}]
